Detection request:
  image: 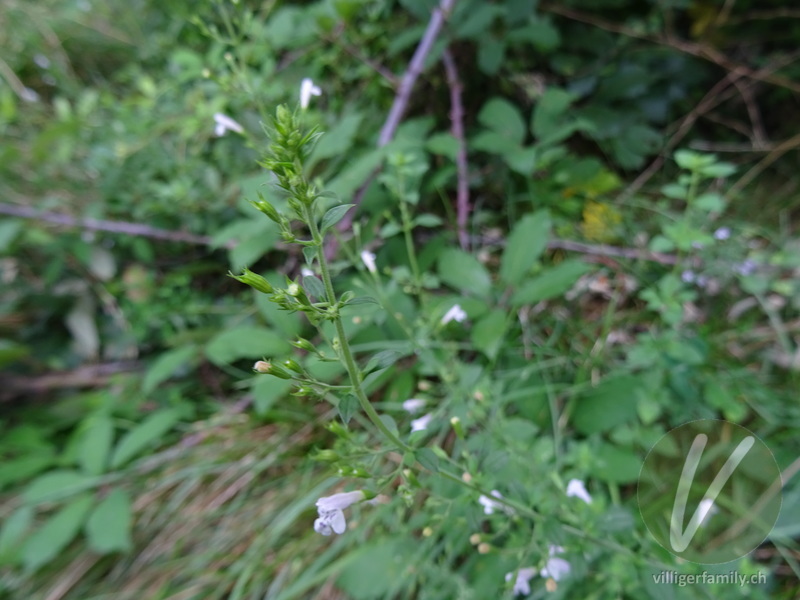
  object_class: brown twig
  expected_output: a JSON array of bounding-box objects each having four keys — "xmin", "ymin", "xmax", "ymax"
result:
[
  {"xmin": 332, "ymin": 0, "xmax": 458, "ymax": 254},
  {"xmin": 0, "ymin": 203, "xmax": 234, "ymax": 248},
  {"xmin": 441, "ymin": 48, "xmax": 470, "ymax": 250}
]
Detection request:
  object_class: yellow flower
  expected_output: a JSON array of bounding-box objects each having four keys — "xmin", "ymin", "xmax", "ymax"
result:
[{"xmin": 581, "ymin": 201, "xmax": 622, "ymax": 243}]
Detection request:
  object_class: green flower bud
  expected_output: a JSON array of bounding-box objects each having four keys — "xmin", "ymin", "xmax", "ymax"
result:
[
  {"xmin": 311, "ymin": 449, "xmax": 340, "ymax": 462},
  {"xmin": 251, "ymin": 194, "xmax": 282, "ymax": 223},
  {"xmin": 252, "ymin": 360, "xmax": 293, "ymax": 379},
  {"xmin": 282, "ymin": 358, "xmax": 304, "ymax": 374},
  {"xmin": 450, "ymin": 416, "xmax": 465, "ymax": 440},
  {"xmin": 228, "ymin": 269, "xmax": 273, "ymax": 294},
  {"xmin": 291, "ymin": 337, "xmax": 317, "ymax": 353}
]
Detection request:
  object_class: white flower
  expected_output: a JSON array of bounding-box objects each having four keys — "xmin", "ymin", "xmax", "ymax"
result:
[
  {"xmin": 441, "ymin": 304, "xmax": 467, "ymax": 325},
  {"xmin": 300, "ymin": 77, "xmax": 322, "ymax": 109},
  {"xmin": 566, "ymin": 479, "xmax": 593, "ymax": 505},
  {"xmin": 313, "ymin": 490, "xmax": 366, "ymax": 536},
  {"xmin": 713, "ymin": 227, "xmax": 731, "ymax": 241},
  {"xmin": 403, "ymin": 398, "xmax": 426, "ymax": 414},
  {"xmin": 541, "ymin": 545, "xmax": 571, "ymax": 581},
  {"xmin": 20, "ymin": 87, "xmax": 39, "ymax": 103},
  {"xmin": 411, "ymin": 412, "xmax": 433, "ymax": 432},
  {"xmin": 34, "ymin": 54, "xmax": 51, "ymax": 69},
  {"xmin": 301, "ymin": 267, "xmax": 314, "ymax": 278},
  {"xmin": 213, "ymin": 112, "xmax": 244, "ymax": 137},
  {"xmin": 698, "ymin": 498, "xmax": 718, "ymax": 526},
  {"xmin": 681, "ymin": 270, "xmax": 696, "ymax": 283},
  {"xmin": 478, "ymin": 490, "xmax": 515, "ymax": 516},
  {"xmin": 360, "ymin": 250, "xmax": 377, "ymax": 274},
  {"xmin": 505, "ymin": 567, "xmax": 538, "ymax": 595}
]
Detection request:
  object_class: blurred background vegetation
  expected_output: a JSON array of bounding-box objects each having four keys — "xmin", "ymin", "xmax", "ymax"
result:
[{"xmin": 2, "ymin": 0, "xmax": 800, "ymax": 598}]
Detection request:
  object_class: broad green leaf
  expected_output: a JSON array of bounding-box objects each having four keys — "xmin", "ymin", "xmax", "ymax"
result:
[
  {"xmin": 425, "ymin": 133, "xmax": 459, "ymax": 159},
  {"xmin": 477, "ymin": 37, "xmax": 505, "ymax": 75},
  {"xmin": 252, "ymin": 377, "xmax": 293, "ymax": 416},
  {"xmin": 308, "ymin": 113, "xmax": 363, "ymax": 165},
  {"xmin": 338, "ymin": 394, "xmax": 359, "ymax": 425},
  {"xmin": 594, "ymin": 443, "xmax": 642, "ymax": 484},
  {"xmin": 110, "ymin": 409, "xmax": 180, "ymax": 469},
  {"xmin": 343, "ymin": 296, "xmax": 379, "ymax": 306},
  {"xmin": 0, "ymin": 505, "xmax": 33, "ymax": 563},
  {"xmin": 78, "ymin": 415, "xmax": 114, "ymax": 476},
  {"xmin": 142, "ymin": 345, "xmax": 198, "ymax": 394},
  {"xmin": 23, "ymin": 470, "xmax": 97, "ymax": 505},
  {"xmin": 0, "ymin": 453, "xmax": 54, "ymax": 489},
  {"xmin": 573, "ymin": 375, "xmax": 642, "ymax": 435},
  {"xmin": 510, "ymin": 260, "xmax": 590, "ymax": 306},
  {"xmin": 365, "ymin": 349, "xmax": 405, "ymax": 373},
  {"xmin": 21, "ymin": 494, "xmax": 94, "ymax": 572},
  {"xmin": 205, "ymin": 326, "xmax": 291, "ymax": 366},
  {"xmin": 471, "ymin": 309, "xmax": 507, "ymax": 360},
  {"xmin": 532, "ymin": 88, "xmax": 575, "ymax": 140},
  {"xmin": 478, "ymin": 97, "xmax": 526, "ymax": 144},
  {"xmin": 85, "ymin": 488, "xmax": 133, "ymax": 553},
  {"xmin": 416, "ymin": 448, "xmax": 440, "ymax": 473},
  {"xmin": 320, "ymin": 204, "xmax": 356, "ymax": 232},
  {"xmin": 437, "ymin": 248, "xmax": 492, "ymax": 298},
  {"xmin": 303, "ymin": 275, "xmax": 326, "ymax": 299},
  {"xmin": 500, "ymin": 210, "xmax": 551, "ymax": 285}
]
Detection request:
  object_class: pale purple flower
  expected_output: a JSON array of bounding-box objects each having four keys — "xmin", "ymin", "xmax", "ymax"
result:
[
  {"xmin": 566, "ymin": 479, "xmax": 593, "ymax": 504},
  {"xmin": 441, "ymin": 304, "xmax": 467, "ymax": 325},
  {"xmin": 313, "ymin": 490, "xmax": 366, "ymax": 536},
  {"xmin": 541, "ymin": 545, "xmax": 571, "ymax": 581},
  {"xmin": 681, "ymin": 270, "xmax": 696, "ymax": 284},
  {"xmin": 411, "ymin": 412, "xmax": 433, "ymax": 432},
  {"xmin": 360, "ymin": 250, "xmax": 377, "ymax": 274},
  {"xmin": 213, "ymin": 112, "xmax": 244, "ymax": 137},
  {"xmin": 505, "ymin": 567, "xmax": 538, "ymax": 595},
  {"xmin": 479, "ymin": 490, "xmax": 515, "ymax": 516},
  {"xmin": 713, "ymin": 227, "xmax": 731, "ymax": 241},
  {"xmin": 300, "ymin": 78, "xmax": 322, "ymax": 109},
  {"xmin": 402, "ymin": 398, "xmax": 426, "ymax": 414}
]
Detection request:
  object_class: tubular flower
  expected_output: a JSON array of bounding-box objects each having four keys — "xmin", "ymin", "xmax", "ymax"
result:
[
  {"xmin": 213, "ymin": 112, "xmax": 244, "ymax": 136},
  {"xmin": 300, "ymin": 78, "xmax": 322, "ymax": 109},
  {"xmin": 441, "ymin": 304, "xmax": 467, "ymax": 325},
  {"xmin": 566, "ymin": 479, "xmax": 593, "ymax": 504},
  {"xmin": 313, "ymin": 490, "xmax": 367, "ymax": 536}
]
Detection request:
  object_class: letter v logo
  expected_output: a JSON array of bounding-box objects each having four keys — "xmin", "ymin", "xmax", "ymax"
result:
[{"xmin": 669, "ymin": 433, "xmax": 755, "ymax": 552}]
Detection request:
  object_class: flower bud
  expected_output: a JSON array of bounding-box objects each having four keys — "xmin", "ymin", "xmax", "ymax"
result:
[
  {"xmin": 311, "ymin": 449, "xmax": 340, "ymax": 462},
  {"xmin": 251, "ymin": 194, "xmax": 282, "ymax": 223},
  {"xmin": 292, "ymin": 337, "xmax": 317, "ymax": 353},
  {"xmin": 228, "ymin": 269, "xmax": 273, "ymax": 294},
  {"xmin": 252, "ymin": 360, "xmax": 292, "ymax": 379},
  {"xmin": 450, "ymin": 416, "xmax": 465, "ymax": 439},
  {"xmin": 282, "ymin": 358, "xmax": 304, "ymax": 374}
]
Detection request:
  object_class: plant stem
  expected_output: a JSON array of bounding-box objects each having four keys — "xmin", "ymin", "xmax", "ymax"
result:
[{"xmin": 304, "ymin": 203, "xmax": 413, "ymax": 453}]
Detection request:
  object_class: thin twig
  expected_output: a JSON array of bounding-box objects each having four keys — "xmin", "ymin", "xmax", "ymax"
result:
[
  {"xmin": 0, "ymin": 203, "xmax": 233, "ymax": 248},
  {"xmin": 442, "ymin": 48, "xmax": 470, "ymax": 250}
]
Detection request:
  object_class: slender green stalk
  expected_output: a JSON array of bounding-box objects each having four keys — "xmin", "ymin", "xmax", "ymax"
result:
[{"xmin": 303, "ymin": 203, "xmax": 412, "ymax": 453}]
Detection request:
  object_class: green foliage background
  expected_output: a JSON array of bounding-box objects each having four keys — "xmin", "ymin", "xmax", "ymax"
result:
[{"xmin": 2, "ymin": 0, "xmax": 800, "ymax": 598}]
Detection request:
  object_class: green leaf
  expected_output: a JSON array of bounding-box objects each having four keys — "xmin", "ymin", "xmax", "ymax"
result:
[
  {"xmin": 478, "ymin": 97, "xmax": 526, "ymax": 144},
  {"xmin": 23, "ymin": 470, "xmax": 97, "ymax": 505},
  {"xmin": 510, "ymin": 260, "xmax": 590, "ymax": 306},
  {"xmin": 416, "ymin": 448, "xmax": 440, "ymax": 473},
  {"xmin": 205, "ymin": 326, "xmax": 291, "ymax": 366},
  {"xmin": 320, "ymin": 204, "xmax": 356, "ymax": 232},
  {"xmin": 437, "ymin": 248, "xmax": 492, "ymax": 298},
  {"xmin": 471, "ymin": 310, "xmax": 507, "ymax": 360},
  {"xmin": 365, "ymin": 349, "xmax": 405, "ymax": 373},
  {"xmin": 110, "ymin": 409, "xmax": 180, "ymax": 469},
  {"xmin": 85, "ymin": 488, "xmax": 133, "ymax": 553},
  {"xmin": 78, "ymin": 415, "xmax": 114, "ymax": 476},
  {"xmin": 573, "ymin": 375, "xmax": 642, "ymax": 435},
  {"xmin": 302, "ymin": 245, "xmax": 317, "ymax": 265},
  {"xmin": 532, "ymin": 88, "xmax": 574, "ymax": 140},
  {"xmin": 594, "ymin": 443, "xmax": 642, "ymax": 484},
  {"xmin": 142, "ymin": 345, "xmax": 198, "ymax": 394},
  {"xmin": 252, "ymin": 377, "xmax": 293, "ymax": 416},
  {"xmin": 500, "ymin": 210, "xmax": 552, "ymax": 285},
  {"xmin": 303, "ymin": 275, "xmax": 326, "ymax": 299},
  {"xmin": 308, "ymin": 113, "xmax": 363, "ymax": 165},
  {"xmin": 0, "ymin": 505, "xmax": 33, "ymax": 563},
  {"xmin": 425, "ymin": 133, "xmax": 459, "ymax": 159},
  {"xmin": 414, "ymin": 214, "xmax": 443, "ymax": 227},
  {"xmin": 21, "ymin": 494, "xmax": 94, "ymax": 572},
  {"xmin": 478, "ymin": 37, "xmax": 506, "ymax": 75},
  {"xmin": 338, "ymin": 394, "xmax": 359, "ymax": 425}
]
